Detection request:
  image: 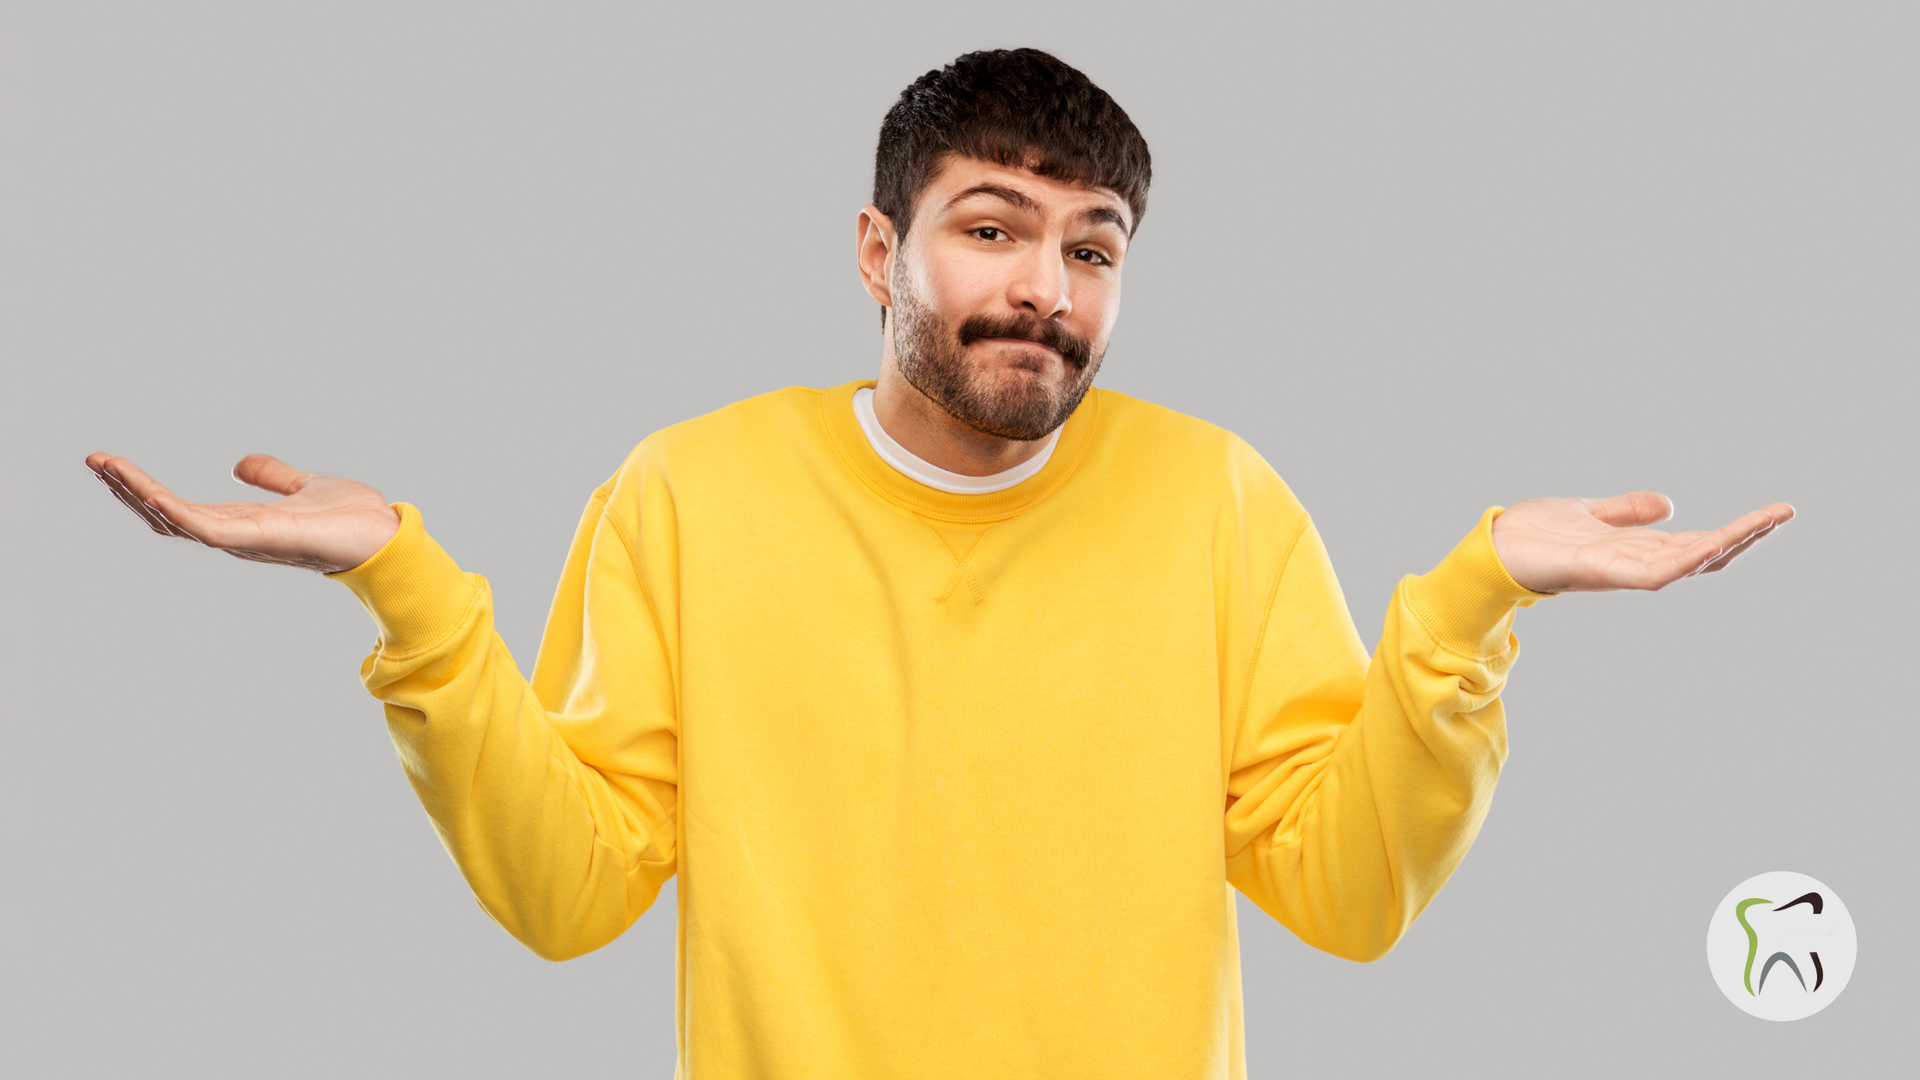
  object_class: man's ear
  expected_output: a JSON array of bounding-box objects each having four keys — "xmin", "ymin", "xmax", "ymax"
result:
[{"xmin": 856, "ymin": 205, "xmax": 897, "ymax": 314}]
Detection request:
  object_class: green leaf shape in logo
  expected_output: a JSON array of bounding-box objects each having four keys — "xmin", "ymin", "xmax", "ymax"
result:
[{"xmin": 1736, "ymin": 897, "xmax": 1773, "ymax": 996}]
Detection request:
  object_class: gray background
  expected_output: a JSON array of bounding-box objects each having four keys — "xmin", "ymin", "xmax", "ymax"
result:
[{"xmin": 4, "ymin": 1, "xmax": 1913, "ymax": 1076}]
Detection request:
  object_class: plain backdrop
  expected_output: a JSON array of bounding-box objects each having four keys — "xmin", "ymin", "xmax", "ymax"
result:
[{"xmin": 4, "ymin": 2, "xmax": 1913, "ymax": 1076}]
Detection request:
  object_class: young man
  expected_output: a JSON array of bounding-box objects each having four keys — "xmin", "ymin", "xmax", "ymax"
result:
[{"xmin": 86, "ymin": 49, "xmax": 1788, "ymax": 1079}]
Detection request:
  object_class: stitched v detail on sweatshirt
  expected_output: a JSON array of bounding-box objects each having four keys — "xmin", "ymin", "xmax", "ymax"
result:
[{"xmin": 921, "ymin": 518, "xmax": 990, "ymax": 604}]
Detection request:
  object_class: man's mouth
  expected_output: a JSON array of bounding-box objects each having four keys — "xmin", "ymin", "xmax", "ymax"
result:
[
  {"xmin": 979, "ymin": 336, "xmax": 1061, "ymax": 356},
  {"xmin": 955, "ymin": 313, "xmax": 1092, "ymax": 370}
]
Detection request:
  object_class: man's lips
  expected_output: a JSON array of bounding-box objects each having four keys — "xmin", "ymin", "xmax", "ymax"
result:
[{"xmin": 976, "ymin": 336, "xmax": 1061, "ymax": 356}]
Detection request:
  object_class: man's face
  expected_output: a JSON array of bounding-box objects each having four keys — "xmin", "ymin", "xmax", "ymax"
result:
[{"xmin": 883, "ymin": 157, "xmax": 1131, "ymax": 441}]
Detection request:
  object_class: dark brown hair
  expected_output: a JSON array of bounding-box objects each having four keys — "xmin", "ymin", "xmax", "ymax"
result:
[{"xmin": 874, "ymin": 48, "xmax": 1153, "ymax": 246}]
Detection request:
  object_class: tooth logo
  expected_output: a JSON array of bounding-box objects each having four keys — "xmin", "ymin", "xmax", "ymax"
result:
[{"xmin": 1707, "ymin": 871, "xmax": 1857, "ymax": 1021}]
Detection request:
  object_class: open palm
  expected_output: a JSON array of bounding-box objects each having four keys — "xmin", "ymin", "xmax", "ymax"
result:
[
  {"xmin": 1491, "ymin": 492, "xmax": 1793, "ymax": 594},
  {"xmin": 85, "ymin": 452, "xmax": 401, "ymax": 573}
]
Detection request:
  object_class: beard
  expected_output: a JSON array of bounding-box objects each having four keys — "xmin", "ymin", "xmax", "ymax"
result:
[{"xmin": 890, "ymin": 274, "xmax": 1104, "ymax": 442}]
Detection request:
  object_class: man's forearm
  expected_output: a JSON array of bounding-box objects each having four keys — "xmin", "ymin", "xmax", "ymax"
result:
[
  {"xmin": 332, "ymin": 502, "xmax": 676, "ymax": 962},
  {"xmin": 1226, "ymin": 508, "xmax": 1549, "ymax": 961}
]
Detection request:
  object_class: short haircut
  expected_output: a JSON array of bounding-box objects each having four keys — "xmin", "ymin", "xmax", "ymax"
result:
[{"xmin": 873, "ymin": 48, "xmax": 1153, "ymax": 246}]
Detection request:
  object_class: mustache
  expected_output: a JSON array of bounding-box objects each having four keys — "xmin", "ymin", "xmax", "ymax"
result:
[{"xmin": 956, "ymin": 313, "xmax": 1093, "ymax": 370}]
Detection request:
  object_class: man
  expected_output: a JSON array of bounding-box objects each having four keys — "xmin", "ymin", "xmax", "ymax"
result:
[{"xmin": 85, "ymin": 49, "xmax": 1788, "ymax": 1079}]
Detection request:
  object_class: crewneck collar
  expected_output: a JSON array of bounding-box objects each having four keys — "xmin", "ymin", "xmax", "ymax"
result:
[
  {"xmin": 820, "ymin": 380, "xmax": 1099, "ymax": 523},
  {"xmin": 851, "ymin": 387, "xmax": 1060, "ymax": 495}
]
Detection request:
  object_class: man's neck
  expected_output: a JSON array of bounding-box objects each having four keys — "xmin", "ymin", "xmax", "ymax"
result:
[{"xmin": 871, "ymin": 360, "xmax": 1052, "ymax": 478}]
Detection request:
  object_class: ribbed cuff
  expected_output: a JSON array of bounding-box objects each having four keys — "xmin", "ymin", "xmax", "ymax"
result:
[
  {"xmin": 325, "ymin": 502, "xmax": 477, "ymax": 653},
  {"xmin": 1403, "ymin": 506, "xmax": 1555, "ymax": 657}
]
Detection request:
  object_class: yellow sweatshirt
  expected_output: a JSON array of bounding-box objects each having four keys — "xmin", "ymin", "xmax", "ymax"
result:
[{"xmin": 331, "ymin": 379, "xmax": 1550, "ymax": 1079}]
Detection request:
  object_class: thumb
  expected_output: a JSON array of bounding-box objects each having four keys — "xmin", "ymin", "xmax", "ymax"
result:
[
  {"xmin": 1583, "ymin": 491, "xmax": 1674, "ymax": 527},
  {"xmin": 232, "ymin": 453, "xmax": 317, "ymax": 496}
]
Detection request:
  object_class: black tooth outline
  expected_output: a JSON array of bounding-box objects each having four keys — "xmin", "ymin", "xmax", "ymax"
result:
[{"xmin": 1774, "ymin": 892, "xmax": 1824, "ymax": 915}]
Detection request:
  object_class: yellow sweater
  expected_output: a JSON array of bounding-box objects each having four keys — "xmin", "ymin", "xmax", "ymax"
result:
[{"xmin": 332, "ymin": 379, "xmax": 1549, "ymax": 1078}]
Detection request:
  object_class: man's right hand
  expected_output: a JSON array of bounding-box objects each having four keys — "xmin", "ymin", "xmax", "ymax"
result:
[{"xmin": 85, "ymin": 452, "xmax": 402, "ymax": 574}]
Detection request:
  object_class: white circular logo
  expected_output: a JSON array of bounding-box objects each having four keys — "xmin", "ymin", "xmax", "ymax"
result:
[{"xmin": 1706, "ymin": 871, "xmax": 1857, "ymax": 1021}]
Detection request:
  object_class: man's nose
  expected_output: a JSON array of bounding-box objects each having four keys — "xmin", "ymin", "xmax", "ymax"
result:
[{"xmin": 1006, "ymin": 244, "xmax": 1072, "ymax": 320}]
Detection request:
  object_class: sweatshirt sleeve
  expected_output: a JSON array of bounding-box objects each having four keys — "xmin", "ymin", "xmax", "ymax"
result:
[
  {"xmin": 1223, "ymin": 506, "xmax": 1551, "ymax": 962},
  {"xmin": 327, "ymin": 457, "xmax": 678, "ymax": 962}
]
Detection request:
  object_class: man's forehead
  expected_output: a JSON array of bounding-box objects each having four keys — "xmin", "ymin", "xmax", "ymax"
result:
[{"xmin": 923, "ymin": 156, "xmax": 1130, "ymax": 227}]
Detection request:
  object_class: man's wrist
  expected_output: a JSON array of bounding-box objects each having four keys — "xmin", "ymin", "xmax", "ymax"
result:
[
  {"xmin": 327, "ymin": 503, "xmax": 479, "ymax": 653},
  {"xmin": 1404, "ymin": 506, "xmax": 1556, "ymax": 657}
]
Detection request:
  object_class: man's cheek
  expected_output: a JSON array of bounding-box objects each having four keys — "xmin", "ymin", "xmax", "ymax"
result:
[
  {"xmin": 939, "ymin": 257, "xmax": 1012, "ymax": 308},
  {"xmin": 1082, "ymin": 305, "xmax": 1118, "ymax": 349}
]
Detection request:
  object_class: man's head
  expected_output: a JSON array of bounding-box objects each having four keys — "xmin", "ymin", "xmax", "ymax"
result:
[{"xmin": 857, "ymin": 49, "xmax": 1151, "ymax": 442}]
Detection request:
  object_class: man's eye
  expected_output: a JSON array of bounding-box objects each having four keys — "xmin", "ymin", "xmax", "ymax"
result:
[
  {"xmin": 974, "ymin": 227, "xmax": 1003, "ymax": 241},
  {"xmin": 1071, "ymin": 249, "xmax": 1110, "ymax": 266}
]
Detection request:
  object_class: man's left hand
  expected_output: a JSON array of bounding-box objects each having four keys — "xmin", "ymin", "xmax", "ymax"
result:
[{"xmin": 1490, "ymin": 492, "xmax": 1793, "ymax": 594}]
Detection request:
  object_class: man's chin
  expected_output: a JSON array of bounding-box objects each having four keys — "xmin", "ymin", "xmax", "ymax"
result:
[
  {"xmin": 982, "ymin": 370, "xmax": 1055, "ymax": 398},
  {"xmin": 972, "ymin": 374, "xmax": 1059, "ymax": 410},
  {"xmin": 954, "ymin": 380, "xmax": 1077, "ymax": 441}
]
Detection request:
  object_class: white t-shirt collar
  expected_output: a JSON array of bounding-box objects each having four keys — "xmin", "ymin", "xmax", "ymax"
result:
[{"xmin": 851, "ymin": 387, "xmax": 1060, "ymax": 495}]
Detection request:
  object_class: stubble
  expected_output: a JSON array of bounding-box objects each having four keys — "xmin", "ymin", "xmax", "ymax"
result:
[{"xmin": 890, "ymin": 269, "xmax": 1103, "ymax": 442}]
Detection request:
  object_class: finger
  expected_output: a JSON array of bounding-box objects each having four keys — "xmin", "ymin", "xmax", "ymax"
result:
[
  {"xmin": 104, "ymin": 458, "xmax": 205, "ymax": 541},
  {"xmin": 1689, "ymin": 515, "xmax": 1774, "ymax": 580},
  {"xmin": 1698, "ymin": 508, "xmax": 1793, "ymax": 574},
  {"xmin": 94, "ymin": 460, "xmax": 194, "ymax": 539},
  {"xmin": 1617, "ymin": 539, "xmax": 1723, "ymax": 591},
  {"xmin": 95, "ymin": 456, "xmax": 241, "ymax": 547},
  {"xmin": 232, "ymin": 453, "xmax": 318, "ymax": 496},
  {"xmin": 97, "ymin": 455, "xmax": 172, "ymax": 505},
  {"xmin": 95, "ymin": 469, "xmax": 181, "ymax": 536},
  {"xmin": 142, "ymin": 486, "xmax": 258, "ymax": 549},
  {"xmin": 1695, "ymin": 504, "xmax": 1792, "ymax": 560},
  {"xmin": 1697, "ymin": 527, "xmax": 1772, "ymax": 574},
  {"xmin": 1583, "ymin": 491, "xmax": 1674, "ymax": 528}
]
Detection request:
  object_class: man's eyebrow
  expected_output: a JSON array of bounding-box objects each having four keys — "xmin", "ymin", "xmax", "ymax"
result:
[
  {"xmin": 943, "ymin": 184, "xmax": 1042, "ymax": 215},
  {"xmin": 943, "ymin": 184, "xmax": 1131, "ymax": 238},
  {"xmin": 1077, "ymin": 205, "xmax": 1129, "ymax": 234}
]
